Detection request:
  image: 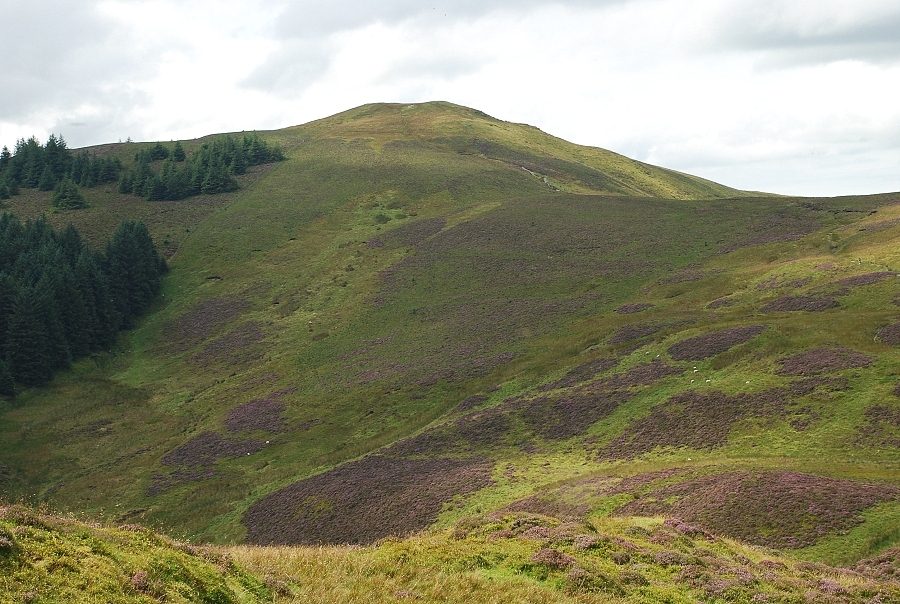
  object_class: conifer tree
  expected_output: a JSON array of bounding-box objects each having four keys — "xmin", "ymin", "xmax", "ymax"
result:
[
  {"xmin": 38, "ymin": 165, "xmax": 56, "ymax": 191},
  {"xmin": 53, "ymin": 178, "xmax": 87, "ymax": 210},
  {"xmin": 6, "ymin": 287, "xmax": 54, "ymax": 386},
  {"xmin": 172, "ymin": 141, "xmax": 186, "ymax": 162},
  {"xmin": 0, "ymin": 359, "xmax": 14, "ymax": 397}
]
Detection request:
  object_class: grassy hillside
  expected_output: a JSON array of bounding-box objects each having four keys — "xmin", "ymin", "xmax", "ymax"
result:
[
  {"xmin": 0, "ymin": 101, "xmax": 897, "ymax": 574},
  {"xmin": 3, "ymin": 505, "xmax": 898, "ymax": 603}
]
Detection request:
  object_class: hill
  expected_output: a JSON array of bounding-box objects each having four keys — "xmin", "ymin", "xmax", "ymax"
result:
[{"xmin": 0, "ymin": 101, "xmax": 897, "ymax": 576}]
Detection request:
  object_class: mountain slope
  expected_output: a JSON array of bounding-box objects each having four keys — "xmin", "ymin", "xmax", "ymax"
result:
[{"xmin": 0, "ymin": 102, "xmax": 897, "ymax": 567}]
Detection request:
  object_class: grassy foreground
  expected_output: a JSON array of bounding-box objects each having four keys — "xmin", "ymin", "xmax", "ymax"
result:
[{"xmin": 2, "ymin": 504, "xmax": 898, "ymax": 603}]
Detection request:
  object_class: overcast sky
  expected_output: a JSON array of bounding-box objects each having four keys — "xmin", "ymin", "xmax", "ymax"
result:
[{"xmin": 2, "ymin": 0, "xmax": 899, "ymax": 196}]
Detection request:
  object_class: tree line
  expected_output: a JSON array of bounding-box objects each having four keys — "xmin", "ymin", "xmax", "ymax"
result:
[
  {"xmin": 0, "ymin": 132, "xmax": 285, "ymax": 209},
  {"xmin": 117, "ymin": 134, "xmax": 284, "ymax": 200},
  {"xmin": 0, "ymin": 135, "xmax": 121, "ymax": 206},
  {"xmin": 0, "ymin": 214, "xmax": 167, "ymax": 394}
]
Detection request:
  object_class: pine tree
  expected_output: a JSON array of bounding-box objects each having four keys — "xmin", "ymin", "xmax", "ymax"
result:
[
  {"xmin": 6, "ymin": 287, "xmax": 54, "ymax": 386},
  {"xmin": 0, "ymin": 273, "xmax": 17, "ymax": 354},
  {"xmin": 172, "ymin": 141, "xmax": 186, "ymax": 162},
  {"xmin": 0, "ymin": 359, "xmax": 14, "ymax": 397},
  {"xmin": 38, "ymin": 165, "xmax": 56, "ymax": 191},
  {"xmin": 0, "ymin": 146, "xmax": 11, "ymax": 172},
  {"xmin": 53, "ymin": 178, "xmax": 87, "ymax": 210}
]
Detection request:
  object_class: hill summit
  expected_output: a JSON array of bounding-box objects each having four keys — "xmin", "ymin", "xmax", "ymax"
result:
[{"xmin": 0, "ymin": 101, "xmax": 897, "ymax": 599}]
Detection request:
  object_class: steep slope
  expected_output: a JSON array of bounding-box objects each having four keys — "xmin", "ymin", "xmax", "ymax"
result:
[{"xmin": 0, "ymin": 102, "xmax": 897, "ymax": 568}]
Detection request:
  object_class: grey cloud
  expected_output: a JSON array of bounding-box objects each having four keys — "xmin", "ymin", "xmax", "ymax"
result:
[
  {"xmin": 267, "ymin": 0, "xmax": 615, "ymax": 39},
  {"xmin": 0, "ymin": 2, "xmax": 168, "ymax": 147},
  {"xmin": 378, "ymin": 55, "xmax": 482, "ymax": 84},
  {"xmin": 711, "ymin": 2, "xmax": 900, "ymax": 65},
  {"xmin": 242, "ymin": 0, "xmax": 619, "ymax": 96},
  {"xmin": 240, "ymin": 39, "xmax": 333, "ymax": 94}
]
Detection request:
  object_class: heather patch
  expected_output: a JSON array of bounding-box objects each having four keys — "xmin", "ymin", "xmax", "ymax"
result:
[
  {"xmin": 165, "ymin": 296, "xmax": 251, "ymax": 352},
  {"xmin": 616, "ymin": 471, "xmax": 897, "ymax": 548},
  {"xmin": 762, "ymin": 295, "xmax": 839, "ymax": 312},
  {"xmin": 706, "ymin": 296, "xmax": 734, "ymax": 309},
  {"xmin": 161, "ymin": 431, "xmax": 264, "ymax": 468},
  {"xmin": 595, "ymin": 360, "xmax": 683, "ymax": 390},
  {"xmin": 667, "ymin": 325, "xmax": 766, "ymax": 361},
  {"xmin": 876, "ymin": 323, "xmax": 900, "ymax": 346},
  {"xmin": 777, "ymin": 347, "xmax": 873, "ymax": 376},
  {"xmin": 615, "ymin": 303, "xmax": 654, "ymax": 314},
  {"xmin": 530, "ymin": 548, "xmax": 575, "ymax": 570},
  {"xmin": 856, "ymin": 405, "xmax": 900, "ymax": 448},
  {"xmin": 191, "ymin": 321, "xmax": 264, "ymax": 366},
  {"xmin": 148, "ymin": 467, "xmax": 216, "ymax": 496},
  {"xmin": 538, "ymin": 357, "xmax": 619, "ymax": 391},
  {"xmin": 455, "ymin": 394, "xmax": 489, "ymax": 412},
  {"xmin": 225, "ymin": 389, "xmax": 296, "ymax": 433},
  {"xmin": 243, "ymin": 455, "xmax": 493, "ymax": 545},
  {"xmin": 720, "ymin": 211, "xmax": 820, "ymax": 252},
  {"xmin": 506, "ymin": 468, "xmax": 686, "ymax": 520},
  {"xmin": 601, "ymin": 379, "xmax": 845, "ymax": 458},
  {"xmin": 453, "ymin": 409, "xmax": 513, "ymax": 448},
  {"xmin": 366, "ymin": 217, "xmax": 445, "ymax": 249},
  {"xmin": 756, "ymin": 276, "xmax": 812, "ymax": 290},
  {"xmin": 835, "ymin": 271, "xmax": 897, "ymax": 288},
  {"xmin": 609, "ymin": 323, "xmax": 662, "ymax": 345},
  {"xmin": 659, "ymin": 269, "xmax": 705, "ymax": 285},
  {"xmin": 522, "ymin": 390, "xmax": 631, "ymax": 440},
  {"xmin": 385, "ymin": 427, "xmax": 455, "ymax": 457},
  {"xmin": 854, "ymin": 547, "xmax": 900, "ymax": 581}
]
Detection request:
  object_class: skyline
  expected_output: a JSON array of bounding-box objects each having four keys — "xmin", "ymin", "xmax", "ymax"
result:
[{"xmin": 2, "ymin": 0, "xmax": 899, "ymax": 196}]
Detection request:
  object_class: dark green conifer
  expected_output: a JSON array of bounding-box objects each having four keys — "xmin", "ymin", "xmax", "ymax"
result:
[
  {"xmin": 52, "ymin": 178, "xmax": 87, "ymax": 210},
  {"xmin": 38, "ymin": 165, "xmax": 56, "ymax": 191}
]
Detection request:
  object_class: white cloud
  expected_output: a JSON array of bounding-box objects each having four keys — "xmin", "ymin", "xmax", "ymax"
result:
[{"xmin": 1, "ymin": 0, "xmax": 898, "ymax": 196}]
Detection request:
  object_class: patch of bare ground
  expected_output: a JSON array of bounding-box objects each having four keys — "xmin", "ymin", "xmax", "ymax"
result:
[
  {"xmin": 601, "ymin": 378, "xmax": 847, "ymax": 459},
  {"xmin": 615, "ymin": 303, "xmax": 654, "ymax": 314},
  {"xmin": 191, "ymin": 320, "xmax": 265, "ymax": 366},
  {"xmin": 366, "ymin": 217, "xmax": 446, "ymax": 248},
  {"xmin": 242, "ymin": 455, "xmax": 493, "ymax": 545},
  {"xmin": 762, "ymin": 295, "xmax": 839, "ymax": 312},
  {"xmin": 164, "ymin": 296, "xmax": 251, "ymax": 352},
  {"xmin": 667, "ymin": 325, "xmax": 766, "ymax": 361},
  {"xmin": 225, "ymin": 388, "xmax": 296, "ymax": 433},
  {"xmin": 856, "ymin": 405, "xmax": 900, "ymax": 448},
  {"xmin": 777, "ymin": 347, "xmax": 873, "ymax": 376},
  {"xmin": 616, "ymin": 471, "xmax": 897, "ymax": 548},
  {"xmin": 876, "ymin": 323, "xmax": 900, "ymax": 346},
  {"xmin": 538, "ymin": 357, "xmax": 619, "ymax": 391}
]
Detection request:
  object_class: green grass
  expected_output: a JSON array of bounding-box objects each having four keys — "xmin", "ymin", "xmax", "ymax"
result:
[{"xmin": 0, "ymin": 101, "xmax": 897, "ymax": 571}]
